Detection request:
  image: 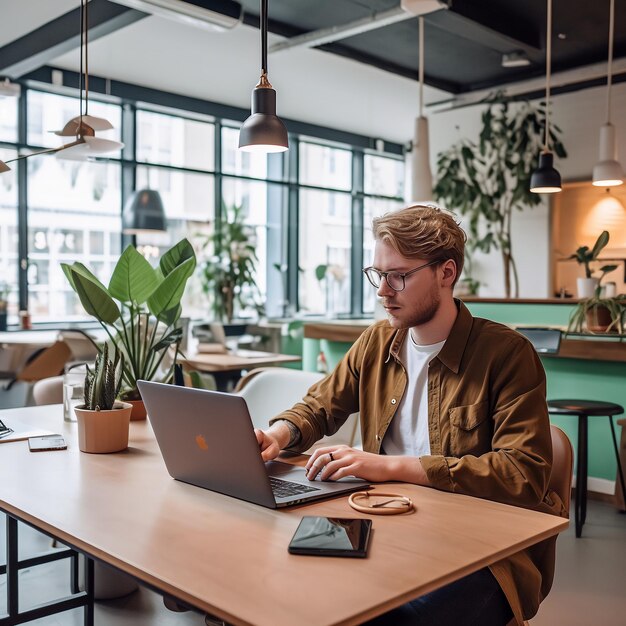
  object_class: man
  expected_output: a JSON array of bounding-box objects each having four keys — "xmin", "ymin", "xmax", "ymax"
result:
[{"xmin": 256, "ymin": 205, "xmax": 564, "ymax": 626}]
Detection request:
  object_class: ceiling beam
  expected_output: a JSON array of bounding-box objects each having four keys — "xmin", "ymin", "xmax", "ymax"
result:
[{"xmin": 0, "ymin": 0, "xmax": 147, "ymax": 79}]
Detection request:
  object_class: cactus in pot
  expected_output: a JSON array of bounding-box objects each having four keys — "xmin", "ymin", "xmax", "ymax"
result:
[{"xmin": 83, "ymin": 343, "xmax": 124, "ymax": 411}]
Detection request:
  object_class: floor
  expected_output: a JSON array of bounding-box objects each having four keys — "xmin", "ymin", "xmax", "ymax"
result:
[{"xmin": 0, "ymin": 501, "xmax": 624, "ymax": 625}]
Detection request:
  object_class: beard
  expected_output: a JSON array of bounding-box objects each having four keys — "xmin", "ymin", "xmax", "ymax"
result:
[{"xmin": 382, "ymin": 280, "xmax": 441, "ymax": 329}]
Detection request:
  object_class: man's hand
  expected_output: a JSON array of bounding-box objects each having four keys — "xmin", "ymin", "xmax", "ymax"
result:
[
  {"xmin": 255, "ymin": 421, "xmax": 293, "ymax": 462},
  {"xmin": 305, "ymin": 445, "xmax": 431, "ymax": 485},
  {"xmin": 305, "ymin": 445, "xmax": 394, "ymax": 482}
]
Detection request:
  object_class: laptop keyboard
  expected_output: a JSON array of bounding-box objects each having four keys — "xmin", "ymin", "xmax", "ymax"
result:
[{"xmin": 269, "ymin": 476, "xmax": 321, "ymax": 498}]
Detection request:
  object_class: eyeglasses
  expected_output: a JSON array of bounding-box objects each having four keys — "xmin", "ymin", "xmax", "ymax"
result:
[{"xmin": 362, "ymin": 259, "xmax": 441, "ymax": 292}]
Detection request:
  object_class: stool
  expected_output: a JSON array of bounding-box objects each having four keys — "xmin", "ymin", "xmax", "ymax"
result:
[{"xmin": 547, "ymin": 400, "xmax": 626, "ymax": 537}]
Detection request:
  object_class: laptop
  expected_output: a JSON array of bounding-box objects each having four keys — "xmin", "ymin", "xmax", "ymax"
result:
[
  {"xmin": 138, "ymin": 380, "xmax": 368, "ymax": 508},
  {"xmin": 516, "ymin": 327, "xmax": 562, "ymax": 354}
]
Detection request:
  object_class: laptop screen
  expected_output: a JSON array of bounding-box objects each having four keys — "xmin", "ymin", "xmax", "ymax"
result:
[{"xmin": 516, "ymin": 327, "xmax": 562, "ymax": 354}]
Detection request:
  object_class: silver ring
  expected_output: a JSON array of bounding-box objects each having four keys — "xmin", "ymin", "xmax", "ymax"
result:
[{"xmin": 329, "ymin": 452, "xmax": 334, "ymax": 462}]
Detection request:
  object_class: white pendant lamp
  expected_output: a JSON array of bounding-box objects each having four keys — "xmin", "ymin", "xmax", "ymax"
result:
[
  {"xmin": 530, "ymin": 0, "xmax": 562, "ymax": 194},
  {"xmin": 592, "ymin": 0, "xmax": 623, "ymax": 187},
  {"xmin": 405, "ymin": 16, "xmax": 433, "ymax": 203},
  {"xmin": 52, "ymin": 0, "xmax": 124, "ymax": 160}
]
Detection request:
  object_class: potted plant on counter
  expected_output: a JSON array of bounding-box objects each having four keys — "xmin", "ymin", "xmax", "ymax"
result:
[
  {"xmin": 74, "ymin": 343, "xmax": 132, "ymax": 453},
  {"xmin": 566, "ymin": 230, "xmax": 617, "ymax": 299},
  {"xmin": 568, "ymin": 290, "xmax": 626, "ymax": 334},
  {"xmin": 63, "ymin": 239, "xmax": 196, "ymax": 419}
]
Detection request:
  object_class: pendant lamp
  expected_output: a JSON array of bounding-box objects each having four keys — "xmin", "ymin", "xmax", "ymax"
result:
[
  {"xmin": 238, "ymin": 0, "xmax": 288, "ymax": 153},
  {"xmin": 405, "ymin": 16, "xmax": 433, "ymax": 203},
  {"xmin": 530, "ymin": 0, "xmax": 561, "ymax": 194},
  {"xmin": 53, "ymin": 0, "xmax": 124, "ymax": 160},
  {"xmin": 0, "ymin": 0, "xmax": 122, "ymax": 174},
  {"xmin": 122, "ymin": 190, "xmax": 167, "ymax": 235},
  {"xmin": 592, "ymin": 0, "xmax": 623, "ymax": 187}
]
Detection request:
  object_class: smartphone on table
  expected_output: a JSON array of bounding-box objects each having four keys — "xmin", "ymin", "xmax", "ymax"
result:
[
  {"xmin": 28, "ymin": 435, "xmax": 67, "ymax": 452},
  {"xmin": 288, "ymin": 516, "xmax": 372, "ymax": 558}
]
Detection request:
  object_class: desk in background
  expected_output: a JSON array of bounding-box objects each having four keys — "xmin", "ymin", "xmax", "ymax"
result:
[
  {"xmin": 0, "ymin": 405, "xmax": 567, "ymax": 626},
  {"xmin": 180, "ymin": 350, "xmax": 301, "ymax": 390}
]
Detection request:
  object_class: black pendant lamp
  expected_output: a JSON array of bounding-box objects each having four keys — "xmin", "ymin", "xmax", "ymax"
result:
[
  {"xmin": 530, "ymin": 0, "xmax": 561, "ymax": 194},
  {"xmin": 238, "ymin": 0, "xmax": 288, "ymax": 153},
  {"xmin": 122, "ymin": 190, "xmax": 167, "ymax": 235}
]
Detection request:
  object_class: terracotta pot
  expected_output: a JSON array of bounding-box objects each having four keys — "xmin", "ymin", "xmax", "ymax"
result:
[
  {"xmin": 127, "ymin": 399, "xmax": 147, "ymax": 421},
  {"xmin": 75, "ymin": 402, "xmax": 132, "ymax": 453},
  {"xmin": 585, "ymin": 305, "xmax": 613, "ymax": 333}
]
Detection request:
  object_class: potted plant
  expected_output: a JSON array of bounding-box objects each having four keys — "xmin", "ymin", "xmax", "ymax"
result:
[
  {"xmin": 200, "ymin": 204, "xmax": 263, "ymax": 326},
  {"xmin": 568, "ymin": 291, "xmax": 626, "ymax": 334},
  {"xmin": 434, "ymin": 96, "xmax": 566, "ymax": 298},
  {"xmin": 0, "ymin": 281, "xmax": 8, "ymax": 331},
  {"xmin": 62, "ymin": 239, "xmax": 196, "ymax": 419},
  {"xmin": 74, "ymin": 343, "xmax": 133, "ymax": 453},
  {"xmin": 565, "ymin": 230, "xmax": 617, "ymax": 298}
]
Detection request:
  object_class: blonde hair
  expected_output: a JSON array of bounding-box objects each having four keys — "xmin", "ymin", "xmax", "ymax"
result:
[{"xmin": 372, "ymin": 205, "xmax": 466, "ymax": 284}]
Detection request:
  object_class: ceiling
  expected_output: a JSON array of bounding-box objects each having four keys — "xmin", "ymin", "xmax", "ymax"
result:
[
  {"xmin": 239, "ymin": 0, "xmax": 625, "ymax": 95},
  {"xmin": 0, "ymin": 0, "xmax": 624, "ymax": 96}
]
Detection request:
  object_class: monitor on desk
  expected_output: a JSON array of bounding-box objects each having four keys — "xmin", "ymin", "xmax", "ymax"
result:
[{"xmin": 516, "ymin": 327, "xmax": 562, "ymax": 354}]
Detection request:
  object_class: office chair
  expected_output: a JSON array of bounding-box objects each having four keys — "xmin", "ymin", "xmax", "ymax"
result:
[{"xmin": 512, "ymin": 425, "xmax": 573, "ymax": 626}]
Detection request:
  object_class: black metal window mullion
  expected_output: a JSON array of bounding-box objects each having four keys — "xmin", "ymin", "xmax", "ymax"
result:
[
  {"xmin": 214, "ymin": 118, "xmax": 223, "ymax": 230},
  {"xmin": 120, "ymin": 102, "xmax": 136, "ymax": 249},
  {"xmin": 351, "ymin": 149, "xmax": 365, "ymax": 317},
  {"xmin": 17, "ymin": 87, "xmax": 29, "ymax": 313},
  {"xmin": 286, "ymin": 136, "xmax": 300, "ymax": 312}
]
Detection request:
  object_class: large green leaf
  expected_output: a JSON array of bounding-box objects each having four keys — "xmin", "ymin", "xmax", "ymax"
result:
[
  {"xmin": 62, "ymin": 262, "xmax": 107, "ymax": 293},
  {"xmin": 160, "ymin": 238, "xmax": 196, "ymax": 277},
  {"xmin": 591, "ymin": 231, "xmax": 609, "ymax": 260},
  {"xmin": 108, "ymin": 245, "xmax": 159, "ymax": 304},
  {"xmin": 70, "ymin": 270, "xmax": 120, "ymax": 324},
  {"xmin": 158, "ymin": 303, "xmax": 182, "ymax": 326},
  {"xmin": 147, "ymin": 257, "xmax": 195, "ymax": 318}
]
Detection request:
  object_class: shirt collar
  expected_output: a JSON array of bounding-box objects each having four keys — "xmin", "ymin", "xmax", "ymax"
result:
[{"xmin": 386, "ymin": 299, "xmax": 473, "ymax": 373}]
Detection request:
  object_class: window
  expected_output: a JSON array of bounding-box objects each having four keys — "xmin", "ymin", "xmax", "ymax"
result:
[
  {"xmin": 136, "ymin": 110, "xmax": 214, "ymax": 171},
  {"xmin": 299, "ymin": 189, "xmax": 352, "ymax": 315},
  {"xmin": 362, "ymin": 197, "xmax": 404, "ymax": 314},
  {"xmin": 364, "ymin": 154, "xmax": 404, "ymax": 198},
  {"xmin": 299, "ymin": 142, "xmax": 352, "ymax": 191},
  {"xmin": 0, "ymin": 147, "xmax": 18, "ymax": 323},
  {"xmin": 0, "ymin": 97, "xmax": 18, "ymax": 143},
  {"xmin": 27, "ymin": 157, "xmax": 122, "ymax": 321},
  {"xmin": 222, "ymin": 125, "xmax": 268, "ymax": 178}
]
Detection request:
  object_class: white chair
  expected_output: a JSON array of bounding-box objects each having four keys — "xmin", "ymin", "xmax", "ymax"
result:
[
  {"xmin": 235, "ymin": 367, "xmax": 361, "ymax": 451},
  {"xmin": 32, "ymin": 375, "xmax": 63, "ymax": 405}
]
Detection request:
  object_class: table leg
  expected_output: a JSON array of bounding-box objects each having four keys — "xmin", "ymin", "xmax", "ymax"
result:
[{"xmin": 581, "ymin": 414, "xmax": 588, "ymax": 528}]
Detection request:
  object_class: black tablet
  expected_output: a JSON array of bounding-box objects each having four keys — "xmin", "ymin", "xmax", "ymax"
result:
[{"xmin": 288, "ymin": 516, "xmax": 372, "ymax": 558}]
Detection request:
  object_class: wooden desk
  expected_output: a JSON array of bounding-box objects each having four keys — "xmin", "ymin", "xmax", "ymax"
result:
[
  {"xmin": 181, "ymin": 350, "xmax": 301, "ymax": 390},
  {"xmin": 0, "ymin": 405, "xmax": 568, "ymax": 626}
]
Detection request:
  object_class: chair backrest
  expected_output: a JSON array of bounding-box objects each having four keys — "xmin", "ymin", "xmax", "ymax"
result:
[
  {"xmin": 549, "ymin": 424, "xmax": 574, "ymax": 518},
  {"xmin": 33, "ymin": 375, "xmax": 64, "ymax": 405},
  {"xmin": 235, "ymin": 367, "xmax": 361, "ymax": 451},
  {"xmin": 57, "ymin": 330, "xmax": 100, "ymax": 362},
  {"xmin": 16, "ymin": 341, "xmax": 71, "ymax": 382}
]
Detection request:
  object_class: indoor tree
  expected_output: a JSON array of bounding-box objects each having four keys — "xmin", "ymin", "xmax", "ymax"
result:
[{"xmin": 434, "ymin": 97, "xmax": 566, "ymax": 298}]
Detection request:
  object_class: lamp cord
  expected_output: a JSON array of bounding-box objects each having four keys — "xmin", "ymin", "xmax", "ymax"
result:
[
  {"xmin": 261, "ymin": 0, "xmax": 268, "ymax": 75},
  {"xmin": 79, "ymin": 0, "xmax": 84, "ymax": 128},
  {"xmin": 544, "ymin": 0, "xmax": 552, "ymax": 152},
  {"xmin": 84, "ymin": 0, "xmax": 89, "ymax": 116},
  {"xmin": 606, "ymin": 0, "xmax": 615, "ymax": 124},
  {"xmin": 419, "ymin": 16, "xmax": 424, "ymax": 119}
]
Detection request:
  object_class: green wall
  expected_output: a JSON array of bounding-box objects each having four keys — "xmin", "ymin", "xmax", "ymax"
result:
[{"xmin": 301, "ymin": 302, "xmax": 625, "ymax": 485}]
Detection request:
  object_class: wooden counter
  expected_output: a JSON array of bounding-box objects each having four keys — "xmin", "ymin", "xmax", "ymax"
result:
[{"xmin": 303, "ymin": 320, "xmax": 626, "ymax": 363}]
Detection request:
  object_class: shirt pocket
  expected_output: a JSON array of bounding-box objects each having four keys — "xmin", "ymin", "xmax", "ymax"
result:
[{"xmin": 449, "ymin": 399, "xmax": 491, "ymax": 457}]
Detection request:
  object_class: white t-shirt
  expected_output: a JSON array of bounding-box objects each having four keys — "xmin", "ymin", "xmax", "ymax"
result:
[{"xmin": 382, "ymin": 333, "xmax": 446, "ymax": 457}]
